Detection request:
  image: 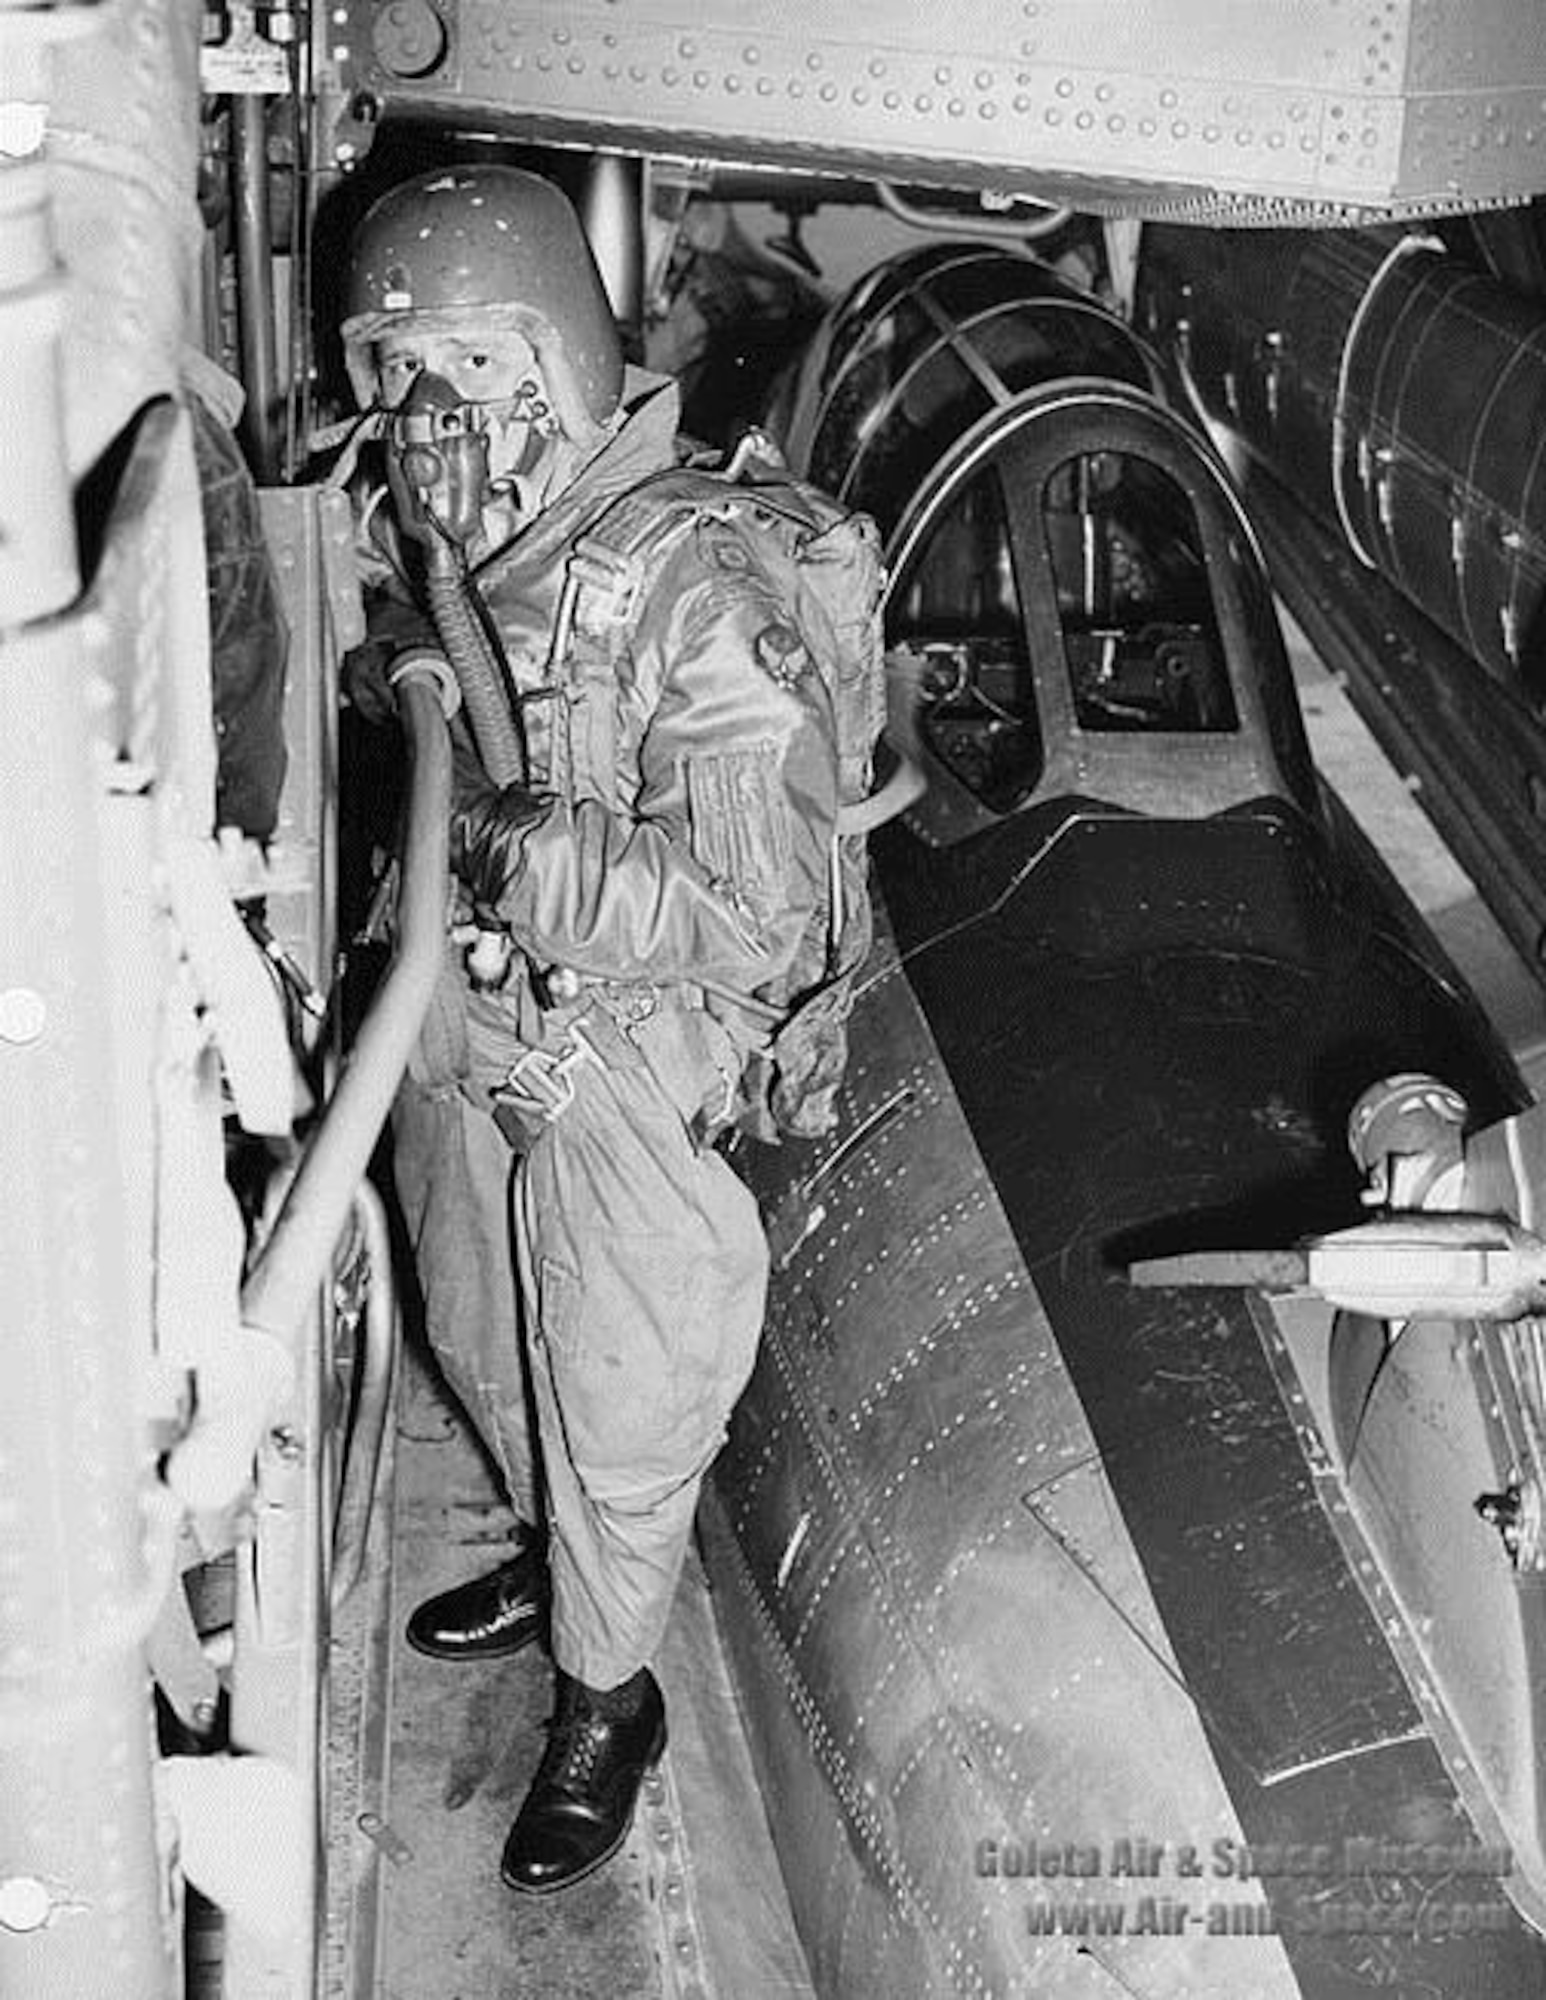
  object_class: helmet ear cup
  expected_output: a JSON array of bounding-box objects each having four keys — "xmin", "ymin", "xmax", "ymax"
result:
[{"xmin": 340, "ymin": 167, "xmax": 624, "ymax": 426}]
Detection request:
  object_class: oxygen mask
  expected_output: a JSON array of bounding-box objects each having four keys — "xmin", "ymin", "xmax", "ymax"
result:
[{"xmin": 384, "ymin": 369, "xmax": 496, "ymax": 550}]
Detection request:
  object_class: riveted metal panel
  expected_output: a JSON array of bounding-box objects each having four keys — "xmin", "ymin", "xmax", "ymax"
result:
[
  {"xmin": 1406, "ymin": 0, "xmax": 1546, "ymax": 90},
  {"xmin": 1402, "ymin": 86, "xmax": 1546, "ymax": 214},
  {"xmin": 49, "ymin": 0, "xmax": 201, "ymax": 478},
  {"xmin": 710, "ymin": 901, "xmax": 1305, "ymax": 1999},
  {"xmin": 329, "ymin": 0, "xmax": 1546, "ymax": 221},
  {"xmin": 0, "ymin": 474, "xmax": 180, "ymax": 2000}
]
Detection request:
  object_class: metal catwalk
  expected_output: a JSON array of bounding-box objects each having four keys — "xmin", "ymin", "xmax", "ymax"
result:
[{"xmin": 329, "ymin": 1336, "xmax": 815, "ymax": 1998}]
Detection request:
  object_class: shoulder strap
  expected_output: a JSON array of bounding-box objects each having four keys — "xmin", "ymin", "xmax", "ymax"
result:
[
  {"xmin": 567, "ymin": 468, "xmax": 742, "ymax": 624},
  {"xmin": 543, "ymin": 470, "xmax": 734, "ymax": 800}
]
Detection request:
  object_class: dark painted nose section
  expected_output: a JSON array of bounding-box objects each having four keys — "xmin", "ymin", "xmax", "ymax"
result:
[{"xmin": 704, "ymin": 801, "xmax": 1543, "ymax": 1997}]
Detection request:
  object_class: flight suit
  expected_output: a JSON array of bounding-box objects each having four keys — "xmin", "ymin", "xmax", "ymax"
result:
[{"xmin": 382, "ymin": 372, "xmax": 840, "ymax": 1686}]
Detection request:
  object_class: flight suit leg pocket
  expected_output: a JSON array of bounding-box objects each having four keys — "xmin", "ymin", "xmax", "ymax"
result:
[
  {"xmin": 663, "ymin": 1191, "xmax": 767, "ymax": 1465},
  {"xmin": 534, "ymin": 1238, "xmax": 688, "ymax": 1486}
]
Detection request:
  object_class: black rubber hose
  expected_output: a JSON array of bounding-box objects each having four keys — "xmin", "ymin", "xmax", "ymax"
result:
[{"xmin": 425, "ymin": 549, "xmax": 527, "ymax": 788}]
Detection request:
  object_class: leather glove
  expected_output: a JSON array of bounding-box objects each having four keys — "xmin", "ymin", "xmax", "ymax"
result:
[
  {"xmin": 340, "ymin": 637, "xmax": 402, "ymax": 727},
  {"xmin": 344, "ymin": 592, "xmax": 445, "ymax": 726},
  {"xmin": 450, "ymin": 768, "xmax": 552, "ymax": 917}
]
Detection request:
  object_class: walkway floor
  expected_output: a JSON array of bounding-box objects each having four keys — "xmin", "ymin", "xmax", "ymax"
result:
[{"xmin": 357, "ymin": 1339, "xmax": 813, "ymax": 2000}]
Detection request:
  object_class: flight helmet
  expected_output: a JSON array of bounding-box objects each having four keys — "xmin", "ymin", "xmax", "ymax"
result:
[{"xmin": 340, "ymin": 165, "xmax": 624, "ymax": 438}]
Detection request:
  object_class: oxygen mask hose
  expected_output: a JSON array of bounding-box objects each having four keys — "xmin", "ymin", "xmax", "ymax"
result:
[
  {"xmin": 386, "ymin": 371, "xmax": 527, "ymax": 788},
  {"xmin": 387, "ymin": 372, "xmax": 526, "ymax": 990},
  {"xmin": 423, "ymin": 555, "xmax": 526, "ymax": 786}
]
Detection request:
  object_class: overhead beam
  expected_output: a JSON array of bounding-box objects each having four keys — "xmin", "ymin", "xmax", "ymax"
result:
[{"xmin": 320, "ymin": 0, "xmax": 1546, "ymax": 223}]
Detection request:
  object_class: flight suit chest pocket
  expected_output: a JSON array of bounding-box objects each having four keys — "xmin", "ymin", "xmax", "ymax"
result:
[{"xmin": 685, "ymin": 745, "xmax": 792, "ymax": 928}]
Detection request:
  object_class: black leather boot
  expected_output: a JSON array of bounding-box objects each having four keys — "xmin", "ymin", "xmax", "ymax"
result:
[
  {"xmin": 404, "ymin": 1536, "xmax": 546, "ymax": 1660},
  {"xmin": 500, "ymin": 1668, "xmax": 667, "ymax": 1894}
]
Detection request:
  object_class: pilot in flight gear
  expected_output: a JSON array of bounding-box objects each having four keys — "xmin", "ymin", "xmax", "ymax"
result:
[{"xmin": 338, "ymin": 165, "xmax": 841, "ymax": 1896}]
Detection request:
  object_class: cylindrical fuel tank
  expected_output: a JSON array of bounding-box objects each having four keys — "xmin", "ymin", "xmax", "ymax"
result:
[{"xmin": 1137, "ymin": 228, "xmax": 1546, "ymax": 707}]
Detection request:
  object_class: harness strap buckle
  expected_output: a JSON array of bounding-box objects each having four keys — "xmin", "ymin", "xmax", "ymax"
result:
[{"xmin": 500, "ymin": 1021, "xmax": 607, "ymax": 1121}]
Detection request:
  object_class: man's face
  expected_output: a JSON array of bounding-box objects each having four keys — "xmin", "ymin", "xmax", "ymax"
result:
[{"xmin": 374, "ymin": 325, "xmax": 559, "ymax": 492}]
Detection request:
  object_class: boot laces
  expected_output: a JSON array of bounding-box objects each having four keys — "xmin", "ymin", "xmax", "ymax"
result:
[
  {"xmin": 465, "ymin": 1558, "xmax": 535, "ymax": 1638},
  {"xmin": 541, "ymin": 1692, "xmax": 610, "ymax": 1792}
]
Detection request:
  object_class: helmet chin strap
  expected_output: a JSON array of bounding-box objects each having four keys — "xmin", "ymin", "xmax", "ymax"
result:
[{"xmin": 486, "ymin": 412, "xmax": 552, "ymax": 489}]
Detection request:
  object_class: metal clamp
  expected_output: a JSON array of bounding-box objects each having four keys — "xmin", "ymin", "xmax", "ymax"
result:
[{"xmin": 1130, "ymin": 1210, "xmax": 1546, "ymax": 1324}]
